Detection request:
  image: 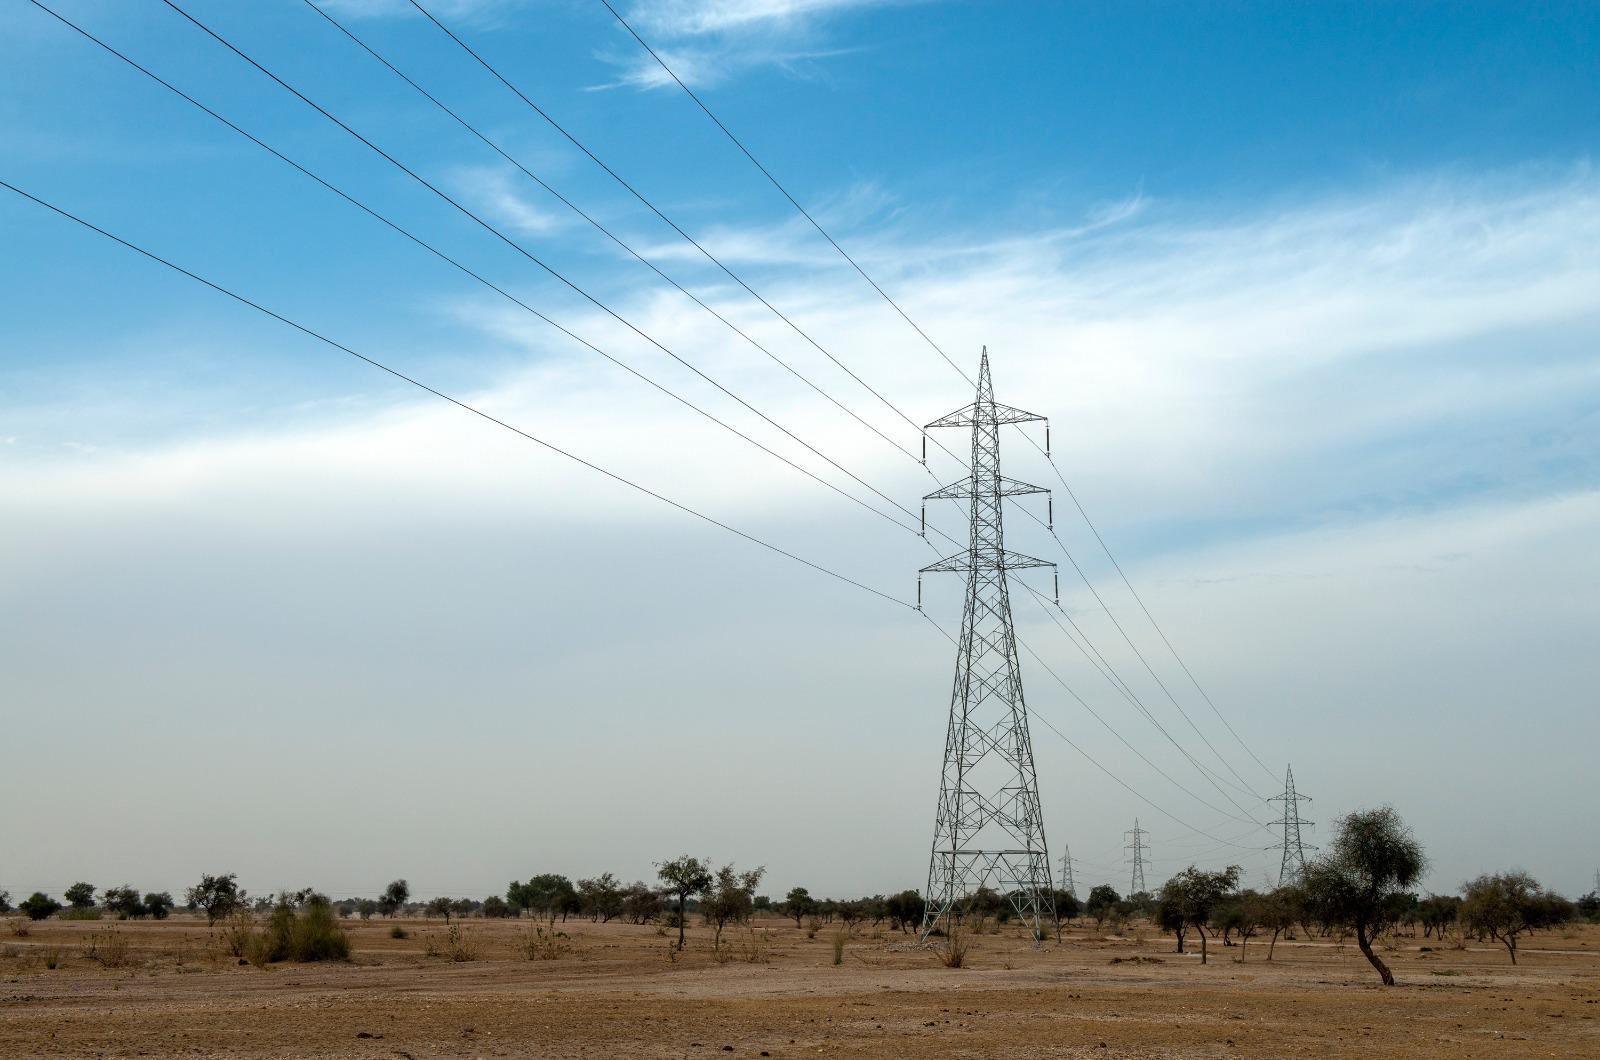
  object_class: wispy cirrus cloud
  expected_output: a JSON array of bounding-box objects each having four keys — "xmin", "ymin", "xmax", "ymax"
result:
[{"xmin": 595, "ymin": 0, "xmax": 928, "ymax": 89}]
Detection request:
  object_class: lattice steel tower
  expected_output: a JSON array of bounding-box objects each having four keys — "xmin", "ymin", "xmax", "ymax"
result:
[
  {"xmin": 1125, "ymin": 819, "xmax": 1149, "ymax": 894},
  {"xmin": 918, "ymin": 350, "xmax": 1057, "ymax": 941},
  {"xmin": 1269, "ymin": 764, "xmax": 1315, "ymax": 886},
  {"xmin": 1060, "ymin": 844, "xmax": 1078, "ymax": 900}
]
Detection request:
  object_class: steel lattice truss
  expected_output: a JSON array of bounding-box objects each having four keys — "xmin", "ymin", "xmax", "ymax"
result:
[
  {"xmin": 918, "ymin": 350, "xmax": 1057, "ymax": 943},
  {"xmin": 1269, "ymin": 764, "xmax": 1315, "ymax": 886}
]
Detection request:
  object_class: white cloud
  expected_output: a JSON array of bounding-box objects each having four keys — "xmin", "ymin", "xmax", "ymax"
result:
[
  {"xmin": 449, "ymin": 165, "xmax": 565, "ymax": 236},
  {"xmin": 598, "ymin": 0, "xmax": 925, "ymax": 89}
]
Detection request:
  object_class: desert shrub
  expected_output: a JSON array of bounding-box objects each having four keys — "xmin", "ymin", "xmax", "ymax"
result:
[
  {"xmin": 20, "ymin": 893, "xmax": 62, "ymax": 921},
  {"xmin": 521, "ymin": 927, "xmax": 571, "ymax": 961},
  {"xmin": 9, "ymin": 921, "xmax": 31, "ymax": 937},
  {"xmin": 144, "ymin": 892, "xmax": 174, "ymax": 920},
  {"xmin": 805, "ymin": 916, "xmax": 821, "ymax": 940},
  {"xmin": 60, "ymin": 907, "xmax": 103, "ymax": 921},
  {"xmin": 938, "ymin": 928, "xmax": 969, "ymax": 968},
  {"xmin": 831, "ymin": 929, "xmax": 847, "ymax": 966},
  {"xmin": 64, "ymin": 882, "xmax": 97, "ymax": 910},
  {"xmin": 82, "ymin": 930, "xmax": 133, "ymax": 968},
  {"xmin": 426, "ymin": 924, "xmax": 478, "ymax": 962},
  {"xmin": 222, "ymin": 912, "xmax": 256, "ymax": 958},
  {"xmin": 735, "ymin": 929, "xmax": 772, "ymax": 964},
  {"xmin": 246, "ymin": 898, "xmax": 351, "ymax": 965},
  {"xmin": 389, "ymin": 925, "xmax": 409, "ymax": 939},
  {"xmin": 40, "ymin": 946, "xmax": 63, "ymax": 970}
]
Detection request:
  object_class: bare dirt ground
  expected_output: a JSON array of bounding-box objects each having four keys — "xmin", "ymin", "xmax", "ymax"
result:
[{"xmin": 3, "ymin": 914, "xmax": 1597, "ymax": 1058}]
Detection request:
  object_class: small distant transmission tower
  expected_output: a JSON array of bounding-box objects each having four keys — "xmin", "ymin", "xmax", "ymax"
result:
[
  {"xmin": 1269, "ymin": 764, "xmax": 1315, "ymax": 886},
  {"xmin": 1060, "ymin": 845, "xmax": 1078, "ymax": 900},
  {"xmin": 918, "ymin": 350, "xmax": 1058, "ymax": 943},
  {"xmin": 1125, "ymin": 819, "xmax": 1149, "ymax": 895}
]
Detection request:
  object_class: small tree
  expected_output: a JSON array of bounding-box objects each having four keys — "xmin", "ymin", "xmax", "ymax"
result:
[
  {"xmin": 144, "ymin": 892, "xmax": 175, "ymax": 920},
  {"xmin": 885, "ymin": 889, "xmax": 925, "ymax": 934},
  {"xmin": 1255, "ymin": 886, "xmax": 1299, "ymax": 960},
  {"xmin": 702, "ymin": 864, "xmax": 766, "ymax": 945},
  {"xmin": 378, "ymin": 879, "xmax": 410, "ymax": 918},
  {"xmin": 425, "ymin": 896, "xmax": 455, "ymax": 922},
  {"xmin": 1419, "ymin": 894, "xmax": 1461, "ymax": 939},
  {"xmin": 20, "ymin": 892, "xmax": 62, "ymax": 921},
  {"xmin": 783, "ymin": 886, "xmax": 816, "ymax": 928},
  {"xmin": 621, "ymin": 880, "xmax": 663, "ymax": 924},
  {"xmin": 356, "ymin": 898, "xmax": 379, "ymax": 920},
  {"xmin": 657, "ymin": 855, "xmax": 713, "ymax": 951},
  {"xmin": 578, "ymin": 873, "xmax": 625, "ymax": 923},
  {"xmin": 1052, "ymin": 890, "xmax": 1081, "ymax": 923},
  {"xmin": 64, "ymin": 882, "xmax": 97, "ymax": 910},
  {"xmin": 1086, "ymin": 884, "xmax": 1121, "ymax": 929},
  {"xmin": 1159, "ymin": 865, "xmax": 1241, "ymax": 965},
  {"xmin": 1301, "ymin": 807, "xmax": 1426, "ymax": 986},
  {"xmin": 186, "ymin": 873, "xmax": 246, "ymax": 926},
  {"xmin": 1460, "ymin": 871, "xmax": 1571, "ymax": 965},
  {"xmin": 1155, "ymin": 892, "xmax": 1187, "ymax": 952},
  {"xmin": 102, "ymin": 885, "xmax": 145, "ymax": 920},
  {"xmin": 0, "ymin": 890, "xmax": 10, "ymax": 914}
]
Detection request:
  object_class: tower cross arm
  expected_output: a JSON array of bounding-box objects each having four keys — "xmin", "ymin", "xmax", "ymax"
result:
[
  {"xmin": 924, "ymin": 475, "xmax": 1048, "ymax": 501},
  {"xmin": 920, "ymin": 549, "xmax": 1056, "ymax": 574},
  {"xmin": 925, "ymin": 401, "xmax": 1047, "ymax": 429}
]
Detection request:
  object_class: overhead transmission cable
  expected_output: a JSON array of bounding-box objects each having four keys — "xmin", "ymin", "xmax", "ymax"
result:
[
  {"xmin": 28, "ymin": 0, "xmax": 921, "ymax": 543},
  {"xmin": 598, "ymin": 0, "xmax": 1275, "ymax": 790},
  {"xmin": 0, "ymin": 179, "xmax": 912, "ymax": 611},
  {"xmin": 297, "ymin": 0, "xmax": 920, "ymax": 469},
  {"xmin": 145, "ymin": 0, "xmax": 934, "ymax": 538},
  {"xmin": 403, "ymin": 0, "xmax": 976, "ymax": 476}
]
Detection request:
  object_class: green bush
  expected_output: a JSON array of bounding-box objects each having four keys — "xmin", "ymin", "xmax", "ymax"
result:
[
  {"xmin": 245, "ymin": 899, "xmax": 351, "ymax": 965},
  {"xmin": 389, "ymin": 925, "xmax": 408, "ymax": 939},
  {"xmin": 20, "ymin": 893, "xmax": 62, "ymax": 921}
]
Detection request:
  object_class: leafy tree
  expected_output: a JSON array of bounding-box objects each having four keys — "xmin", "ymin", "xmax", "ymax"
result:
[
  {"xmin": 102, "ymin": 885, "xmax": 145, "ymax": 920},
  {"xmin": 1085, "ymin": 884, "xmax": 1120, "ymax": 928},
  {"xmin": 451, "ymin": 898, "xmax": 477, "ymax": 920},
  {"xmin": 1155, "ymin": 892, "xmax": 1187, "ymax": 952},
  {"xmin": 1254, "ymin": 886, "xmax": 1300, "ymax": 960},
  {"xmin": 186, "ymin": 873, "xmax": 246, "ymax": 926},
  {"xmin": 425, "ymin": 896, "xmax": 455, "ymax": 921},
  {"xmin": 782, "ymin": 886, "xmax": 816, "ymax": 927},
  {"xmin": 1301, "ymin": 807, "xmax": 1426, "ymax": 985},
  {"xmin": 1419, "ymin": 894, "xmax": 1461, "ymax": 938},
  {"xmin": 356, "ymin": 898, "xmax": 379, "ymax": 920},
  {"xmin": 885, "ymin": 889, "xmax": 925, "ymax": 934},
  {"xmin": 753, "ymin": 894, "xmax": 772, "ymax": 912},
  {"xmin": 578, "ymin": 873, "xmax": 625, "ymax": 923},
  {"xmin": 657, "ymin": 855, "xmax": 713, "ymax": 951},
  {"xmin": 621, "ymin": 880, "xmax": 663, "ymax": 924},
  {"xmin": 1460, "ymin": 871, "xmax": 1573, "ymax": 965},
  {"xmin": 1052, "ymin": 890, "xmax": 1081, "ymax": 923},
  {"xmin": 702, "ymin": 864, "xmax": 766, "ymax": 945},
  {"xmin": 144, "ymin": 892, "xmax": 174, "ymax": 920},
  {"xmin": 0, "ymin": 890, "xmax": 10, "ymax": 914},
  {"xmin": 1159, "ymin": 865, "xmax": 1241, "ymax": 965},
  {"xmin": 1578, "ymin": 891, "xmax": 1599, "ymax": 923},
  {"xmin": 519, "ymin": 874, "xmax": 578, "ymax": 924},
  {"xmin": 507, "ymin": 880, "xmax": 532, "ymax": 917},
  {"xmin": 20, "ymin": 892, "xmax": 62, "ymax": 921},
  {"xmin": 64, "ymin": 882, "xmax": 96, "ymax": 910},
  {"xmin": 378, "ymin": 879, "xmax": 410, "ymax": 918}
]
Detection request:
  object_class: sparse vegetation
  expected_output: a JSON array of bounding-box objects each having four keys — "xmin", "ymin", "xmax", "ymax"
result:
[
  {"xmin": 186, "ymin": 874, "xmax": 246, "ymax": 926},
  {"xmin": 521, "ymin": 926, "xmax": 572, "ymax": 960},
  {"xmin": 1301, "ymin": 807, "xmax": 1426, "ymax": 985},
  {"xmin": 1460, "ymin": 870, "xmax": 1573, "ymax": 964}
]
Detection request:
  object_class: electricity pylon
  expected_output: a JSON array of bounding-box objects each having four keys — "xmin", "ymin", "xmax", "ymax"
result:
[
  {"xmin": 1269, "ymin": 763, "xmax": 1315, "ymax": 886},
  {"xmin": 918, "ymin": 350, "xmax": 1057, "ymax": 943},
  {"xmin": 1060, "ymin": 845, "xmax": 1078, "ymax": 900},
  {"xmin": 1125, "ymin": 819, "xmax": 1149, "ymax": 895}
]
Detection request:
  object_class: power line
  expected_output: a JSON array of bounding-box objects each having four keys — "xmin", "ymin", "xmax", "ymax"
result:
[
  {"xmin": 150, "ymin": 0, "xmax": 929, "ymax": 540},
  {"xmin": 0, "ymin": 179, "xmax": 913, "ymax": 613},
  {"xmin": 298, "ymin": 0, "xmax": 921, "ymax": 470},
  {"xmin": 407, "ymin": 0, "xmax": 955, "ymax": 465},
  {"xmin": 594, "ymin": 0, "xmax": 1276, "ymax": 793},
  {"xmin": 594, "ymin": 0, "xmax": 975, "ymax": 389}
]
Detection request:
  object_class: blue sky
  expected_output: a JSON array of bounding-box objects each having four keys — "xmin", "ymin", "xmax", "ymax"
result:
[{"xmin": 2, "ymin": 1, "xmax": 1598, "ymax": 901}]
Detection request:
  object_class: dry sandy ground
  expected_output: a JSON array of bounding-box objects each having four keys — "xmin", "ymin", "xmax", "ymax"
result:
[{"xmin": 3, "ymin": 914, "xmax": 1598, "ymax": 1058}]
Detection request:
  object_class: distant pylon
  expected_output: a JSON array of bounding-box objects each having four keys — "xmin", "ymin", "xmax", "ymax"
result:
[
  {"xmin": 1125, "ymin": 819, "xmax": 1149, "ymax": 895},
  {"xmin": 1269, "ymin": 764, "xmax": 1315, "ymax": 886},
  {"xmin": 1060, "ymin": 845, "xmax": 1077, "ymax": 900},
  {"xmin": 918, "ymin": 350, "xmax": 1058, "ymax": 944}
]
